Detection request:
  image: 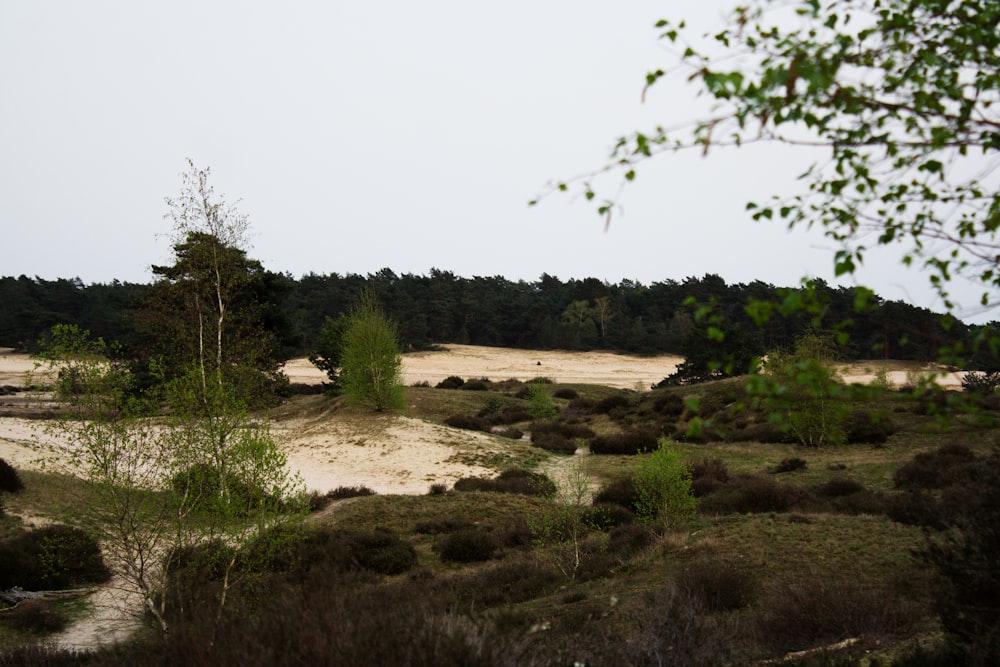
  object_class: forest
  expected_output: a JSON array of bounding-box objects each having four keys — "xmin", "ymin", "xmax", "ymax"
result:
[{"xmin": 0, "ymin": 270, "xmax": 983, "ymax": 378}]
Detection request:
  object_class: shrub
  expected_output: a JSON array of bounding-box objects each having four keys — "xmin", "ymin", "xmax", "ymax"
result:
[
  {"xmin": 413, "ymin": 518, "xmax": 473, "ymax": 535},
  {"xmin": 589, "ymin": 429, "xmax": 658, "ymax": 455},
  {"xmin": 454, "ymin": 468, "xmax": 556, "ymax": 497},
  {"xmin": 568, "ymin": 397, "xmax": 598, "ymax": 412},
  {"xmin": 675, "ymin": 561, "xmax": 756, "ymax": 612},
  {"xmin": 771, "ymin": 457, "xmax": 808, "ymax": 474},
  {"xmin": 526, "ymin": 385, "xmax": 558, "ymax": 420},
  {"xmin": 447, "ymin": 558, "xmax": 560, "ymax": 607},
  {"xmin": 428, "ymin": 483, "xmax": 448, "ymax": 495},
  {"xmin": 632, "ymin": 439, "xmax": 698, "ymax": 530},
  {"xmin": 698, "ymin": 475, "xmax": 802, "ymax": 514},
  {"xmin": 552, "ymin": 388, "xmax": 579, "ymax": 400},
  {"xmin": 494, "ymin": 427, "xmax": 523, "ymax": 440},
  {"xmin": 593, "ymin": 476, "xmax": 638, "ymax": 512},
  {"xmin": 461, "ymin": 380, "xmax": 490, "ymax": 391},
  {"xmin": 961, "ymin": 369, "xmax": 1000, "ymax": 394},
  {"xmin": 651, "ymin": 392, "xmax": 685, "ymax": 417},
  {"xmin": 845, "ymin": 410, "xmax": 896, "ymax": 444},
  {"xmin": 594, "ymin": 393, "xmax": 631, "ymax": 414},
  {"xmin": 339, "ymin": 529, "xmax": 419, "ymax": 576},
  {"xmin": 444, "ymin": 413, "xmax": 487, "ymax": 431},
  {"xmin": 691, "ymin": 457, "xmax": 730, "ymax": 484},
  {"xmin": 326, "ymin": 485, "xmax": 376, "ymax": 500},
  {"xmin": 0, "ymin": 458, "xmax": 25, "ymax": 494},
  {"xmin": 438, "ymin": 529, "xmax": 498, "ymax": 563},
  {"xmin": 894, "ymin": 443, "xmax": 976, "ymax": 490},
  {"xmin": 582, "ymin": 503, "xmax": 636, "ymax": 530},
  {"xmin": 435, "ymin": 376, "xmax": 465, "ymax": 389},
  {"xmin": 530, "ymin": 431, "xmax": 577, "ymax": 454},
  {"xmin": 0, "ymin": 599, "xmax": 68, "ymax": 634},
  {"xmin": 816, "ymin": 477, "xmax": 865, "ymax": 498},
  {"xmin": 486, "ymin": 406, "xmax": 532, "ymax": 425},
  {"xmin": 0, "ymin": 525, "xmax": 111, "ymax": 590}
]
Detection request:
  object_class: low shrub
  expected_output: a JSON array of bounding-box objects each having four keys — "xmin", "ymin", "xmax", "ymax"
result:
[
  {"xmin": 606, "ymin": 523, "xmax": 655, "ymax": 557},
  {"xmin": 486, "ymin": 406, "xmax": 532, "ymax": 425},
  {"xmin": 0, "ymin": 525, "xmax": 111, "ymax": 590},
  {"xmin": 589, "ymin": 429, "xmax": 658, "ymax": 455},
  {"xmin": 893, "ymin": 443, "xmax": 976, "ymax": 490},
  {"xmin": 438, "ymin": 529, "xmax": 498, "ymax": 563},
  {"xmin": 326, "ymin": 485, "xmax": 377, "ymax": 500},
  {"xmin": 816, "ymin": 477, "xmax": 865, "ymax": 498},
  {"xmin": 530, "ymin": 431, "xmax": 577, "ymax": 454},
  {"xmin": 461, "ymin": 380, "xmax": 490, "ymax": 391},
  {"xmin": 651, "ymin": 392, "xmax": 685, "ymax": 417},
  {"xmin": 454, "ymin": 468, "xmax": 556, "ymax": 497},
  {"xmin": 691, "ymin": 457, "xmax": 730, "ymax": 484},
  {"xmin": 436, "ymin": 376, "xmax": 466, "ymax": 389},
  {"xmin": 593, "ymin": 476, "xmax": 638, "ymax": 512},
  {"xmin": 446, "ymin": 558, "xmax": 560, "ymax": 607},
  {"xmin": 568, "ymin": 397, "xmax": 598, "ymax": 412},
  {"xmin": 594, "ymin": 393, "xmax": 631, "ymax": 415},
  {"xmin": 493, "ymin": 427, "xmax": 524, "ymax": 440},
  {"xmin": 0, "ymin": 599, "xmax": 68, "ymax": 634},
  {"xmin": 552, "ymin": 388, "xmax": 579, "ymax": 400},
  {"xmin": 0, "ymin": 458, "xmax": 25, "ymax": 494},
  {"xmin": 582, "ymin": 502, "xmax": 636, "ymax": 530},
  {"xmin": 675, "ymin": 561, "xmax": 756, "ymax": 612},
  {"xmin": 444, "ymin": 413, "xmax": 488, "ymax": 431},
  {"xmin": 428, "ymin": 483, "xmax": 448, "ymax": 495},
  {"xmin": 413, "ymin": 518, "xmax": 473, "ymax": 535},
  {"xmin": 771, "ymin": 457, "xmax": 808, "ymax": 474},
  {"xmin": 698, "ymin": 475, "xmax": 802, "ymax": 514},
  {"xmin": 845, "ymin": 410, "xmax": 896, "ymax": 444}
]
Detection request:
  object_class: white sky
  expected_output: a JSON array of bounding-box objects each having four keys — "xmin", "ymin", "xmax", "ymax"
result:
[{"xmin": 0, "ymin": 1, "xmax": 987, "ymax": 321}]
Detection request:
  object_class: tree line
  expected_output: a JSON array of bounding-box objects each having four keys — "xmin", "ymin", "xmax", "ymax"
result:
[{"xmin": 0, "ymin": 269, "xmax": 986, "ymax": 370}]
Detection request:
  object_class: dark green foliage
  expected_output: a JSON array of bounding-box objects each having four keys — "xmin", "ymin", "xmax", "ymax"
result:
[
  {"xmin": 243, "ymin": 527, "xmax": 418, "ymax": 577},
  {"xmin": 438, "ymin": 529, "xmax": 498, "ymax": 563},
  {"xmin": 552, "ymin": 388, "xmax": 578, "ymax": 400},
  {"xmin": 461, "ymin": 380, "xmax": 490, "ymax": 391},
  {"xmin": 435, "ymin": 375, "xmax": 464, "ymax": 389},
  {"xmin": 325, "ymin": 485, "xmax": 376, "ymax": 500},
  {"xmin": 961, "ymin": 370, "xmax": 1000, "ymax": 394},
  {"xmin": 444, "ymin": 413, "xmax": 487, "ymax": 432},
  {"xmin": 0, "ymin": 599, "xmax": 68, "ymax": 634},
  {"xmin": 0, "ymin": 457, "xmax": 25, "ymax": 494},
  {"xmin": 0, "ymin": 525, "xmax": 111, "ymax": 590},
  {"xmin": 170, "ymin": 463, "xmax": 277, "ymax": 515},
  {"xmin": 589, "ymin": 429, "xmax": 658, "ymax": 455},
  {"xmin": 453, "ymin": 468, "xmax": 557, "ymax": 497},
  {"xmin": 675, "ymin": 561, "xmax": 756, "ymax": 612},
  {"xmin": 772, "ymin": 457, "xmax": 808, "ymax": 474}
]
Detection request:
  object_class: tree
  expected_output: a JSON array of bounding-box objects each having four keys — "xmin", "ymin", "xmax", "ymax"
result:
[
  {"xmin": 308, "ymin": 314, "xmax": 350, "ymax": 390},
  {"xmin": 136, "ymin": 160, "xmax": 289, "ymax": 406},
  {"xmin": 339, "ymin": 292, "xmax": 406, "ymax": 411},
  {"xmin": 540, "ymin": 0, "xmax": 1000, "ymax": 317},
  {"xmin": 633, "ymin": 438, "xmax": 698, "ymax": 531}
]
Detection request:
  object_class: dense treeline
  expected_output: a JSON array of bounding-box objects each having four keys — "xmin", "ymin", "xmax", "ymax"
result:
[{"xmin": 0, "ymin": 270, "xmax": 978, "ymax": 366}]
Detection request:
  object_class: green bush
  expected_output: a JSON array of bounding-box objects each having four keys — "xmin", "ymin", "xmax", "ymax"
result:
[
  {"xmin": 0, "ymin": 525, "xmax": 111, "ymax": 590},
  {"xmin": 632, "ymin": 439, "xmax": 698, "ymax": 530}
]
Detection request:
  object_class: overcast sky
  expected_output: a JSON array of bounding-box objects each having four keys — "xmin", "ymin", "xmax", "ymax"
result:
[{"xmin": 0, "ymin": 1, "xmax": 986, "ymax": 321}]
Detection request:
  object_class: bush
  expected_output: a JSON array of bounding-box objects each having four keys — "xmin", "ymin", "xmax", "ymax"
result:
[
  {"xmin": 675, "ymin": 561, "xmax": 756, "ymax": 612},
  {"xmin": 845, "ymin": 410, "xmax": 896, "ymax": 444},
  {"xmin": 438, "ymin": 529, "xmax": 498, "ymax": 563},
  {"xmin": 0, "ymin": 599, "xmax": 68, "ymax": 634},
  {"xmin": 0, "ymin": 525, "xmax": 111, "ymax": 590},
  {"xmin": 428, "ymin": 483, "xmax": 448, "ymax": 495},
  {"xmin": 961, "ymin": 369, "xmax": 1000, "ymax": 394},
  {"xmin": 698, "ymin": 475, "xmax": 802, "ymax": 515},
  {"xmin": 816, "ymin": 477, "xmax": 865, "ymax": 498},
  {"xmin": 326, "ymin": 485, "xmax": 376, "ymax": 500},
  {"xmin": 593, "ymin": 476, "xmax": 638, "ymax": 512},
  {"xmin": 0, "ymin": 458, "xmax": 25, "ymax": 494},
  {"xmin": 435, "ymin": 376, "xmax": 465, "ymax": 389},
  {"xmin": 582, "ymin": 503, "xmax": 636, "ymax": 530},
  {"xmin": 552, "ymin": 388, "xmax": 579, "ymax": 400},
  {"xmin": 530, "ymin": 431, "xmax": 577, "ymax": 454},
  {"xmin": 651, "ymin": 391, "xmax": 685, "ymax": 417},
  {"xmin": 493, "ymin": 427, "xmax": 523, "ymax": 440},
  {"xmin": 594, "ymin": 393, "xmax": 631, "ymax": 414},
  {"xmin": 771, "ymin": 457, "xmax": 808, "ymax": 474},
  {"xmin": 444, "ymin": 413, "xmax": 488, "ymax": 432},
  {"xmin": 894, "ymin": 444, "xmax": 976, "ymax": 490},
  {"xmin": 446, "ymin": 558, "xmax": 560, "ymax": 607},
  {"xmin": 589, "ymin": 429, "xmax": 658, "ymax": 455},
  {"xmin": 461, "ymin": 380, "xmax": 490, "ymax": 392},
  {"xmin": 453, "ymin": 468, "xmax": 556, "ymax": 497},
  {"xmin": 526, "ymin": 385, "xmax": 558, "ymax": 420}
]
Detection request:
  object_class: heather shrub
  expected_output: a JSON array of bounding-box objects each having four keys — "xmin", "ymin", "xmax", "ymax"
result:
[
  {"xmin": 816, "ymin": 477, "xmax": 865, "ymax": 498},
  {"xmin": 961, "ymin": 369, "xmax": 1000, "ymax": 394},
  {"xmin": 771, "ymin": 457, "xmax": 808, "ymax": 474},
  {"xmin": 486, "ymin": 406, "xmax": 532, "ymax": 425},
  {"xmin": 428, "ymin": 483, "xmax": 448, "ymax": 495},
  {"xmin": 414, "ymin": 518, "xmax": 473, "ymax": 535},
  {"xmin": 589, "ymin": 429, "xmax": 658, "ymax": 455},
  {"xmin": 0, "ymin": 458, "xmax": 24, "ymax": 494},
  {"xmin": 606, "ymin": 522, "xmax": 656, "ymax": 557},
  {"xmin": 887, "ymin": 490, "xmax": 946, "ymax": 530},
  {"xmin": 447, "ymin": 558, "xmax": 561, "ymax": 607},
  {"xmin": 0, "ymin": 525, "xmax": 111, "ymax": 590},
  {"xmin": 582, "ymin": 502, "xmax": 636, "ymax": 530},
  {"xmin": 594, "ymin": 393, "xmax": 631, "ymax": 414},
  {"xmin": 698, "ymin": 475, "xmax": 802, "ymax": 514},
  {"xmin": 593, "ymin": 476, "xmax": 638, "ymax": 512},
  {"xmin": 756, "ymin": 572, "xmax": 925, "ymax": 653},
  {"xmin": 494, "ymin": 426, "xmax": 524, "ymax": 440},
  {"xmin": 326, "ymin": 485, "xmax": 377, "ymax": 500},
  {"xmin": 438, "ymin": 529, "xmax": 498, "ymax": 563},
  {"xmin": 691, "ymin": 457, "xmax": 730, "ymax": 484},
  {"xmin": 845, "ymin": 410, "xmax": 896, "ymax": 444},
  {"xmin": 531, "ymin": 431, "xmax": 577, "ymax": 454},
  {"xmin": 567, "ymin": 396, "xmax": 598, "ymax": 412},
  {"xmin": 461, "ymin": 380, "xmax": 490, "ymax": 391},
  {"xmin": 436, "ymin": 376, "xmax": 465, "ymax": 389},
  {"xmin": 0, "ymin": 599, "xmax": 68, "ymax": 634},
  {"xmin": 444, "ymin": 413, "xmax": 487, "ymax": 431},
  {"xmin": 552, "ymin": 388, "xmax": 579, "ymax": 400},
  {"xmin": 651, "ymin": 391, "xmax": 685, "ymax": 417},
  {"xmin": 675, "ymin": 561, "xmax": 756, "ymax": 612},
  {"xmin": 893, "ymin": 444, "xmax": 976, "ymax": 490},
  {"xmin": 454, "ymin": 468, "xmax": 556, "ymax": 497}
]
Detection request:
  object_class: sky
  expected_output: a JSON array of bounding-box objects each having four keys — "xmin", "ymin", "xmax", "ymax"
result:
[{"xmin": 0, "ymin": 1, "xmax": 988, "ymax": 322}]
